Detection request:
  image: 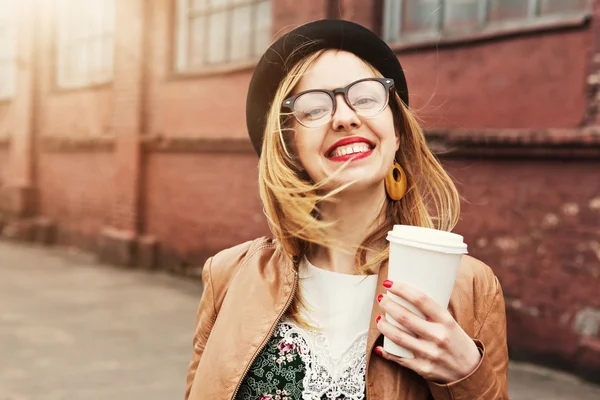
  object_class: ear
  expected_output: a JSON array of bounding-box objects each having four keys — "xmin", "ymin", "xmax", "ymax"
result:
[{"xmin": 395, "ymin": 131, "xmax": 400, "ymax": 152}]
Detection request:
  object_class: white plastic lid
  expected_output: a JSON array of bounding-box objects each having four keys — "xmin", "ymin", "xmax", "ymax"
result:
[{"xmin": 386, "ymin": 225, "xmax": 468, "ymax": 254}]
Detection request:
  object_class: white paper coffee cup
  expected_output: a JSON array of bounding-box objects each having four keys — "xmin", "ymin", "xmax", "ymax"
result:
[{"xmin": 383, "ymin": 225, "xmax": 468, "ymax": 358}]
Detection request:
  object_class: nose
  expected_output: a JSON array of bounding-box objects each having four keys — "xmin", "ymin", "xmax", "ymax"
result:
[{"xmin": 330, "ymin": 94, "xmax": 361, "ymax": 132}]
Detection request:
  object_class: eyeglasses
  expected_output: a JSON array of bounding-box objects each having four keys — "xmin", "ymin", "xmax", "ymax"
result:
[{"xmin": 282, "ymin": 78, "xmax": 395, "ymax": 128}]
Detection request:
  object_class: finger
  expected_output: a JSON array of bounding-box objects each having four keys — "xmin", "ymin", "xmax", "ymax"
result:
[
  {"xmin": 376, "ymin": 317, "xmax": 428, "ymax": 355},
  {"xmin": 374, "ymin": 346, "xmax": 437, "ymax": 381},
  {"xmin": 375, "ymin": 346, "xmax": 418, "ymax": 367},
  {"xmin": 378, "ymin": 295, "xmax": 437, "ymax": 340},
  {"xmin": 383, "ymin": 280, "xmax": 451, "ymax": 323}
]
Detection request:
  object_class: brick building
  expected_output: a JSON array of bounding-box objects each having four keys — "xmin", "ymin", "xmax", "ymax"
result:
[{"xmin": 1, "ymin": 0, "xmax": 599, "ymax": 381}]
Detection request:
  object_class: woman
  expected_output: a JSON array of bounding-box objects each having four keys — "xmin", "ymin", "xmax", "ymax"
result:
[{"xmin": 185, "ymin": 20, "xmax": 508, "ymax": 400}]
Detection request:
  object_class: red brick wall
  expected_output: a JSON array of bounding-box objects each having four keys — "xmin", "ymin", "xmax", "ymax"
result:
[
  {"xmin": 143, "ymin": 152, "xmax": 269, "ymax": 262},
  {"xmin": 341, "ymin": 0, "xmax": 592, "ymax": 129},
  {"xmin": 446, "ymin": 158, "xmax": 600, "ymax": 373},
  {"xmin": 37, "ymin": 152, "xmax": 116, "ymax": 248},
  {"xmin": 145, "ymin": 1, "xmax": 593, "ymax": 145},
  {"xmin": 36, "ymin": 3, "xmax": 114, "ymax": 139},
  {"xmin": 401, "ymin": 29, "xmax": 591, "ymax": 129},
  {"xmin": 30, "ymin": 2, "xmax": 116, "ymax": 244},
  {"xmin": 0, "ymin": 104, "xmax": 11, "ymax": 137},
  {"xmin": 0, "ymin": 148, "xmax": 9, "ymax": 186}
]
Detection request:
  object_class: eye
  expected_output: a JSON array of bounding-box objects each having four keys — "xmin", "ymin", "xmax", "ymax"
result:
[
  {"xmin": 301, "ymin": 107, "xmax": 329, "ymax": 120},
  {"xmin": 353, "ymin": 97, "xmax": 377, "ymax": 107}
]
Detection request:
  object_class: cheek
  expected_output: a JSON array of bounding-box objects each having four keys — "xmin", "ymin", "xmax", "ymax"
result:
[
  {"xmin": 294, "ymin": 127, "xmax": 325, "ymax": 162},
  {"xmin": 370, "ymin": 111, "xmax": 398, "ymax": 148}
]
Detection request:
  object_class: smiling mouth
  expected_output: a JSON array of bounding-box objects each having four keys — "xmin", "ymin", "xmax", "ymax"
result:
[{"xmin": 328, "ymin": 142, "xmax": 374, "ymax": 158}]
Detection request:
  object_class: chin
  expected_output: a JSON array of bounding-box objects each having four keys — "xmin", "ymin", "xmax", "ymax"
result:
[{"xmin": 325, "ymin": 173, "xmax": 384, "ymax": 193}]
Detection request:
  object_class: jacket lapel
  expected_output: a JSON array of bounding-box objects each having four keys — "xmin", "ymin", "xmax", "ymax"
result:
[{"xmin": 191, "ymin": 244, "xmax": 297, "ymax": 399}]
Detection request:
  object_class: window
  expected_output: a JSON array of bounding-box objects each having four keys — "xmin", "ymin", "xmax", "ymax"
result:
[
  {"xmin": 175, "ymin": 0, "xmax": 272, "ymax": 72},
  {"xmin": 0, "ymin": 0, "xmax": 17, "ymax": 100},
  {"xmin": 383, "ymin": 0, "xmax": 591, "ymax": 43},
  {"xmin": 55, "ymin": 0, "xmax": 115, "ymax": 89}
]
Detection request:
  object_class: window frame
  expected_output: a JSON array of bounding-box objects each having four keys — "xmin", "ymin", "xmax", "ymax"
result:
[
  {"xmin": 0, "ymin": 0, "xmax": 18, "ymax": 101},
  {"xmin": 383, "ymin": 0, "xmax": 592, "ymax": 45},
  {"xmin": 54, "ymin": 0, "xmax": 115, "ymax": 91},
  {"xmin": 173, "ymin": 0, "xmax": 272, "ymax": 75}
]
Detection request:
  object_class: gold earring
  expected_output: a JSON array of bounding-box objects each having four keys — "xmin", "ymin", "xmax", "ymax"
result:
[{"xmin": 385, "ymin": 161, "xmax": 407, "ymax": 201}]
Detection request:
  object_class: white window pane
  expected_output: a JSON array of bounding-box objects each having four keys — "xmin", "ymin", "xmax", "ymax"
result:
[
  {"xmin": 86, "ymin": 1, "xmax": 100, "ymax": 37},
  {"xmin": 188, "ymin": 16, "xmax": 206, "ymax": 67},
  {"xmin": 191, "ymin": 0, "xmax": 208, "ymax": 12},
  {"xmin": 540, "ymin": 0, "xmax": 590, "ymax": 15},
  {"xmin": 87, "ymin": 39, "xmax": 104, "ymax": 83},
  {"xmin": 210, "ymin": 0, "xmax": 229, "ymax": 10},
  {"xmin": 253, "ymin": 0, "xmax": 271, "ymax": 57},
  {"xmin": 443, "ymin": 0, "xmax": 482, "ymax": 32},
  {"xmin": 0, "ymin": 0, "xmax": 17, "ymax": 27},
  {"xmin": 85, "ymin": 41, "xmax": 98, "ymax": 82},
  {"xmin": 71, "ymin": 45, "xmax": 88, "ymax": 87},
  {"xmin": 56, "ymin": 0, "xmax": 114, "ymax": 88},
  {"xmin": 0, "ymin": 33, "xmax": 9, "ymax": 59},
  {"xmin": 401, "ymin": 0, "xmax": 440, "ymax": 35},
  {"xmin": 0, "ymin": 64, "xmax": 15, "ymax": 99},
  {"xmin": 230, "ymin": 5, "xmax": 252, "ymax": 62},
  {"xmin": 488, "ymin": 0, "xmax": 530, "ymax": 22},
  {"xmin": 0, "ymin": 66, "xmax": 8, "ymax": 98},
  {"xmin": 207, "ymin": 11, "xmax": 227, "ymax": 64},
  {"xmin": 180, "ymin": 0, "xmax": 271, "ymax": 69},
  {"xmin": 102, "ymin": 36, "xmax": 113, "ymax": 80}
]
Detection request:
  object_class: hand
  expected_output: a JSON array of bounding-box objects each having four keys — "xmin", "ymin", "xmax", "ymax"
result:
[{"xmin": 374, "ymin": 280, "xmax": 481, "ymax": 384}]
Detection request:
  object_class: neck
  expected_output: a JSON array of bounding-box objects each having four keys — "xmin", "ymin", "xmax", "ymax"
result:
[{"xmin": 308, "ymin": 182, "xmax": 388, "ymax": 275}]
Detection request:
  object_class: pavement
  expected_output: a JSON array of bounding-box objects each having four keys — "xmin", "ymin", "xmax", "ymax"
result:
[{"xmin": 1, "ymin": 242, "xmax": 600, "ymax": 400}]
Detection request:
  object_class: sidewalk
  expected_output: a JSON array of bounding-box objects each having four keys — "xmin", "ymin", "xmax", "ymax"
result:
[{"xmin": 1, "ymin": 241, "xmax": 599, "ymax": 399}]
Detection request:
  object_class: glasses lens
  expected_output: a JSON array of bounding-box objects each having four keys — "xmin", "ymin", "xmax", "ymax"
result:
[
  {"xmin": 292, "ymin": 91, "xmax": 333, "ymax": 127},
  {"xmin": 348, "ymin": 80, "xmax": 388, "ymax": 117}
]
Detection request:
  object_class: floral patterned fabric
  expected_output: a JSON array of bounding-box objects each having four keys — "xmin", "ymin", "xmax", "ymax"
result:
[{"xmin": 235, "ymin": 320, "xmax": 368, "ymax": 400}]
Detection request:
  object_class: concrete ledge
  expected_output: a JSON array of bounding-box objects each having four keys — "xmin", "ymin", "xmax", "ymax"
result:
[
  {"xmin": 137, "ymin": 235, "xmax": 158, "ymax": 270},
  {"xmin": 0, "ymin": 217, "xmax": 55, "ymax": 244},
  {"xmin": 33, "ymin": 217, "xmax": 57, "ymax": 245},
  {"xmin": 574, "ymin": 337, "xmax": 600, "ymax": 383},
  {"xmin": 39, "ymin": 135, "xmax": 116, "ymax": 153},
  {"xmin": 141, "ymin": 136, "xmax": 254, "ymax": 153},
  {"xmin": 0, "ymin": 185, "xmax": 38, "ymax": 217},
  {"xmin": 2, "ymin": 219, "xmax": 35, "ymax": 242},
  {"xmin": 426, "ymin": 128, "xmax": 600, "ymax": 159},
  {"xmin": 98, "ymin": 228, "xmax": 137, "ymax": 267}
]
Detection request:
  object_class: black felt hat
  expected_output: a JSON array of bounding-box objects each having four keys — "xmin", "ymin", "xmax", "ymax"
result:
[{"xmin": 245, "ymin": 19, "xmax": 409, "ymax": 156}]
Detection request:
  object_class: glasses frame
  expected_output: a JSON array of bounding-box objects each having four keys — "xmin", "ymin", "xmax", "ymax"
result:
[{"xmin": 281, "ymin": 77, "xmax": 396, "ymax": 127}]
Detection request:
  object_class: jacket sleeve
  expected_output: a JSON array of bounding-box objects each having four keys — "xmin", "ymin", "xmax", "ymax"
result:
[
  {"xmin": 428, "ymin": 276, "xmax": 509, "ymax": 400},
  {"xmin": 185, "ymin": 257, "xmax": 215, "ymax": 400}
]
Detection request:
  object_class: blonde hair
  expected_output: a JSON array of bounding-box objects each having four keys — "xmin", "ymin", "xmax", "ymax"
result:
[{"xmin": 258, "ymin": 49, "xmax": 460, "ymax": 324}]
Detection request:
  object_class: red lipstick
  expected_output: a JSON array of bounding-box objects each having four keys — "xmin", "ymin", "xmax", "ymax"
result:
[{"xmin": 326, "ymin": 136, "xmax": 374, "ymax": 162}]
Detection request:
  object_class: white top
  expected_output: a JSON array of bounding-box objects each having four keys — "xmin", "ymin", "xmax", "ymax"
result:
[
  {"xmin": 297, "ymin": 257, "xmax": 379, "ymax": 359},
  {"xmin": 276, "ymin": 257, "xmax": 378, "ymax": 399}
]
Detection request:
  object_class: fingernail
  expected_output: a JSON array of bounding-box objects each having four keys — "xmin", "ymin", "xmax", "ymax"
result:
[
  {"xmin": 377, "ymin": 294, "xmax": 383, "ymax": 303},
  {"xmin": 374, "ymin": 347, "xmax": 383, "ymax": 356},
  {"xmin": 383, "ymin": 280, "xmax": 393, "ymax": 288},
  {"xmin": 376, "ymin": 315, "xmax": 381, "ymax": 323}
]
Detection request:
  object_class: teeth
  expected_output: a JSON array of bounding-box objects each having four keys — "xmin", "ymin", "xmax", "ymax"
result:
[{"xmin": 330, "ymin": 143, "xmax": 371, "ymax": 158}]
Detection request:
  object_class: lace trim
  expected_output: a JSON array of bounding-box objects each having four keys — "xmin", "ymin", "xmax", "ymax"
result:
[{"xmin": 276, "ymin": 320, "xmax": 367, "ymax": 400}]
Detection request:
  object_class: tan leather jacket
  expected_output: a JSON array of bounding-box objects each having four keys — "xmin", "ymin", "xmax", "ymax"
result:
[{"xmin": 185, "ymin": 237, "xmax": 509, "ymax": 399}]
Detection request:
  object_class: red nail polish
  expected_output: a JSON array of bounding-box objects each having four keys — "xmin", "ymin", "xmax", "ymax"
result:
[
  {"xmin": 374, "ymin": 347, "xmax": 383, "ymax": 356},
  {"xmin": 376, "ymin": 315, "xmax": 381, "ymax": 323},
  {"xmin": 377, "ymin": 294, "xmax": 383, "ymax": 303},
  {"xmin": 383, "ymin": 280, "xmax": 393, "ymax": 288}
]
